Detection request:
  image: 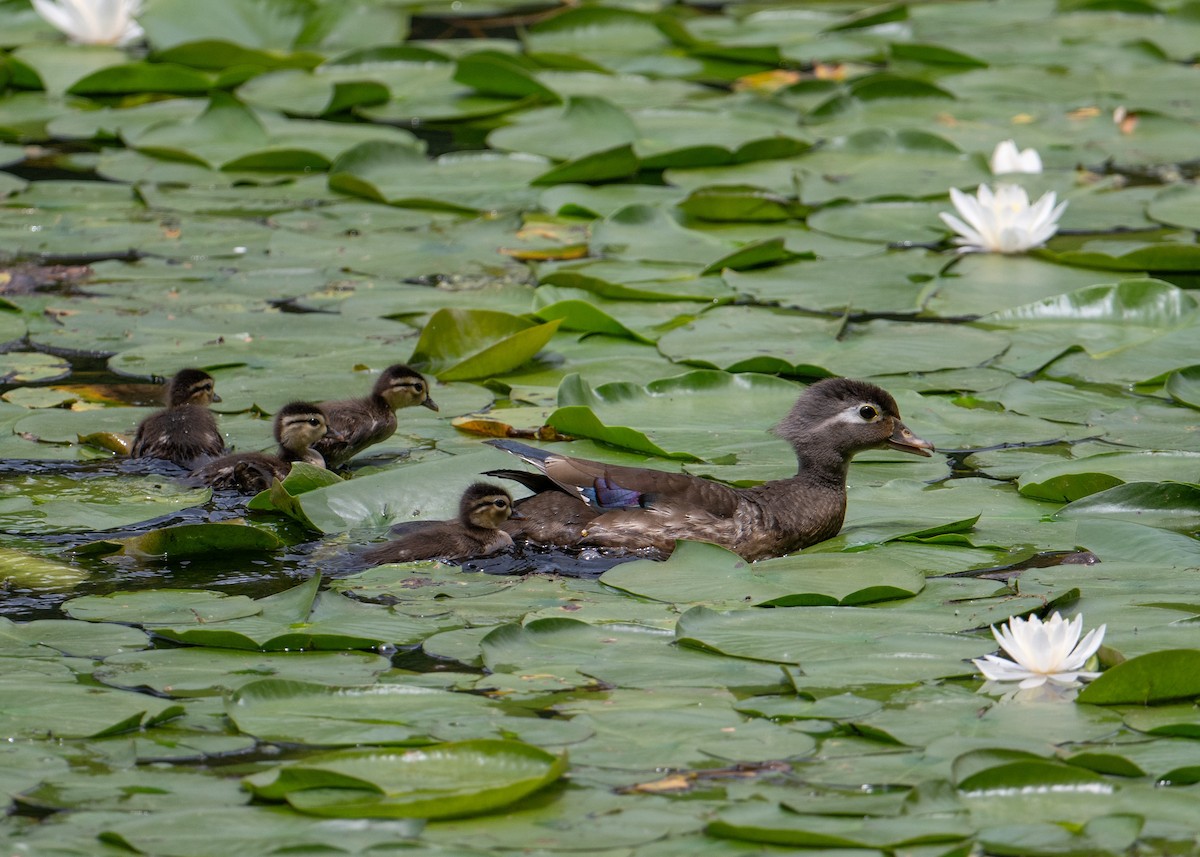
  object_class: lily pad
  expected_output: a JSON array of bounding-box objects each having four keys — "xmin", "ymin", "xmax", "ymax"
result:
[
  {"xmin": 601, "ymin": 541, "xmax": 926, "ymax": 607},
  {"xmin": 244, "ymin": 739, "xmax": 567, "ymax": 818},
  {"xmin": 1018, "ymin": 451, "xmax": 1200, "ymax": 502},
  {"xmin": 408, "ymin": 308, "xmax": 561, "ymax": 382},
  {"xmin": 1078, "ymin": 650, "xmax": 1200, "ymax": 705}
]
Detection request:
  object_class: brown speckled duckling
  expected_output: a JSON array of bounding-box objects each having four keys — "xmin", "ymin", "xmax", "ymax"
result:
[
  {"xmin": 191, "ymin": 402, "xmax": 338, "ymax": 494},
  {"xmin": 313, "ymin": 364, "xmax": 438, "ymax": 469},
  {"xmin": 487, "ymin": 377, "xmax": 934, "ymax": 561},
  {"xmin": 130, "ymin": 368, "xmax": 224, "ymax": 468},
  {"xmin": 362, "ymin": 482, "xmax": 520, "ymax": 565}
]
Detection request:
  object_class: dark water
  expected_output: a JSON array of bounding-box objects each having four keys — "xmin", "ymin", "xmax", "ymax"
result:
[{"xmin": 0, "ymin": 454, "xmax": 636, "ymax": 622}]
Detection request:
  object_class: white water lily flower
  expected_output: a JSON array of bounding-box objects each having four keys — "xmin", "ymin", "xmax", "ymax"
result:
[
  {"xmin": 990, "ymin": 139, "xmax": 1042, "ymax": 174},
  {"xmin": 973, "ymin": 612, "xmax": 1106, "ymax": 690},
  {"xmin": 940, "ymin": 183, "xmax": 1067, "ymax": 254},
  {"xmin": 32, "ymin": 0, "xmax": 144, "ymax": 46}
]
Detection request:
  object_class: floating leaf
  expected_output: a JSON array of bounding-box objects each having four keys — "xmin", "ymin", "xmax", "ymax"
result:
[
  {"xmin": 64, "ymin": 589, "xmax": 260, "ymax": 626},
  {"xmin": 89, "ymin": 520, "xmax": 285, "ymax": 559},
  {"xmin": 602, "ymin": 540, "xmax": 925, "ymax": 607},
  {"xmin": 1018, "ymin": 452, "xmax": 1200, "ymax": 502},
  {"xmin": 409, "ymin": 309, "xmax": 561, "ymax": 382},
  {"xmin": 0, "ymin": 547, "xmax": 87, "ymax": 589},
  {"xmin": 1078, "ymin": 650, "xmax": 1200, "ymax": 705},
  {"xmin": 1055, "ymin": 481, "xmax": 1200, "ymax": 532},
  {"xmin": 245, "ymin": 739, "xmax": 567, "ymax": 818}
]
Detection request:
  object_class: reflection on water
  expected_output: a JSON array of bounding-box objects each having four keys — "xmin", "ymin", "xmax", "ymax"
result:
[{"xmin": 1, "ymin": 456, "xmax": 641, "ymax": 622}]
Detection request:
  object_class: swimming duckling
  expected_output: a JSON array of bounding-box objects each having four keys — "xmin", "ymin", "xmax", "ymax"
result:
[
  {"xmin": 487, "ymin": 377, "xmax": 934, "ymax": 561},
  {"xmin": 313, "ymin": 364, "xmax": 438, "ymax": 469},
  {"xmin": 362, "ymin": 482, "xmax": 520, "ymax": 565},
  {"xmin": 129, "ymin": 368, "xmax": 224, "ymax": 468},
  {"xmin": 191, "ymin": 401, "xmax": 338, "ymax": 494}
]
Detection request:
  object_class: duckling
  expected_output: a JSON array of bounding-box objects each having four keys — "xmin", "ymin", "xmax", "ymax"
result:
[
  {"xmin": 191, "ymin": 402, "xmax": 338, "ymax": 494},
  {"xmin": 313, "ymin": 364, "xmax": 438, "ymax": 469},
  {"xmin": 129, "ymin": 368, "xmax": 224, "ymax": 468},
  {"xmin": 486, "ymin": 377, "xmax": 934, "ymax": 561},
  {"xmin": 362, "ymin": 482, "xmax": 520, "ymax": 565}
]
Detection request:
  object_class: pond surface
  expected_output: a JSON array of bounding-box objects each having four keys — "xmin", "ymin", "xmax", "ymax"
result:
[{"xmin": 3, "ymin": 0, "xmax": 1200, "ymax": 853}]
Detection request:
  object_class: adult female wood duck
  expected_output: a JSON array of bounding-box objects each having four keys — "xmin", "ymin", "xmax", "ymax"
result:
[
  {"xmin": 191, "ymin": 402, "xmax": 339, "ymax": 494},
  {"xmin": 129, "ymin": 368, "xmax": 224, "ymax": 468},
  {"xmin": 362, "ymin": 482, "xmax": 520, "ymax": 565},
  {"xmin": 486, "ymin": 377, "xmax": 934, "ymax": 561},
  {"xmin": 313, "ymin": 364, "xmax": 438, "ymax": 469}
]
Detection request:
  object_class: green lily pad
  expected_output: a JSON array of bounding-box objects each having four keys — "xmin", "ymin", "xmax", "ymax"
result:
[
  {"xmin": 409, "ymin": 308, "xmax": 561, "ymax": 382},
  {"xmin": 1078, "ymin": 650, "xmax": 1200, "ymax": 705},
  {"xmin": 0, "ymin": 616, "xmax": 148, "ymax": 658},
  {"xmin": 0, "ymin": 473, "xmax": 209, "ymax": 534},
  {"xmin": 1165, "ymin": 365, "xmax": 1200, "ymax": 409},
  {"xmin": 329, "ymin": 142, "xmax": 547, "ymax": 212},
  {"xmin": 545, "ymin": 369, "xmax": 802, "ymax": 463},
  {"xmin": 1055, "ymin": 481, "xmax": 1200, "ymax": 532},
  {"xmin": 244, "ymin": 739, "xmax": 567, "ymax": 819},
  {"xmin": 63, "ymin": 589, "xmax": 261, "ymax": 626},
  {"xmin": 1018, "ymin": 451, "xmax": 1200, "ymax": 502},
  {"xmin": 709, "ymin": 802, "xmax": 967, "ymax": 849},
  {"xmin": 94, "ymin": 648, "xmax": 392, "ymax": 697},
  {"xmin": 84, "ymin": 520, "xmax": 285, "ymax": 559},
  {"xmin": 225, "ymin": 677, "xmax": 500, "ymax": 746},
  {"xmin": 601, "ymin": 540, "xmax": 926, "ymax": 607}
]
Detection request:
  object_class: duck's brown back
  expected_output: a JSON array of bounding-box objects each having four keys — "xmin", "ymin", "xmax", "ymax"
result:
[
  {"xmin": 131, "ymin": 405, "xmax": 224, "ymax": 468},
  {"xmin": 191, "ymin": 451, "xmax": 289, "ymax": 493},
  {"xmin": 364, "ymin": 520, "xmax": 513, "ymax": 564},
  {"xmin": 313, "ymin": 397, "xmax": 395, "ymax": 468}
]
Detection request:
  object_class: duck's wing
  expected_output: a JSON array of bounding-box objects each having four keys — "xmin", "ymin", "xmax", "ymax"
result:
[
  {"xmin": 364, "ymin": 522, "xmax": 479, "ymax": 564},
  {"xmin": 485, "ymin": 439, "xmax": 743, "ymax": 517},
  {"xmin": 314, "ymin": 399, "xmax": 396, "ymax": 466}
]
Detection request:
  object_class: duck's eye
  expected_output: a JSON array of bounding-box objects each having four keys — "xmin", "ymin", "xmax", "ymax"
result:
[
  {"xmin": 493, "ymin": 499, "xmax": 508, "ymax": 508},
  {"xmin": 413, "ymin": 384, "xmax": 424, "ymax": 394},
  {"xmin": 858, "ymin": 405, "xmax": 878, "ymax": 421},
  {"xmin": 308, "ymin": 418, "xmax": 321, "ymax": 426}
]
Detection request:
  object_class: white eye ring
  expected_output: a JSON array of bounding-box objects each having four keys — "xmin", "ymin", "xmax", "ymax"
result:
[{"xmin": 857, "ymin": 405, "xmax": 879, "ymax": 421}]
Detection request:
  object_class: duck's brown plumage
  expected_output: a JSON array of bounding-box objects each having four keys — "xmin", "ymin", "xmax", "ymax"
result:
[
  {"xmin": 487, "ymin": 377, "xmax": 934, "ymax": 561},
  {"xmin": 363, "ymin": 482, "xmax": 517, "ymax": 565},
  {"xmin": 191, "ymin": 402, "xmax": 335, "ymax": 494},
  {"xmin": 130, "ymin": 368, "xmax": 224, "ymax": 468},
  {"xmin": 313, "ymin": 364, "xmax": 437, "ymax": 469}
]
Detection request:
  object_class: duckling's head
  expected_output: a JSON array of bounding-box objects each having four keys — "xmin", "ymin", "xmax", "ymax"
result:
[
  {"xmin": 166, "ymin": 368, "xmax": 221, "ymax": 407},
  {"xmin": 459, "ymin": 482, "xmax": 518, "ymax": 530},
  {"xmin": 774, "ymin": 377, "xmax": 933, "ymax": 462},
  {"xmin": 374, "ymin": 364, "xmax": 438, "ymax": 412},
  {"xmin": 274, "ymin": 401, "xmax": 334, "ymax": 453}
]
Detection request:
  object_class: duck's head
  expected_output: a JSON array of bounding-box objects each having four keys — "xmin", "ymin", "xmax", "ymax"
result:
[
  {"xmin": 774, "ymin": 377, "xmax": 934, "ymax": 461},
  {"xmin": 374, "ymin": 364, "xmax": 438, "ymax": 412},
  {"xmin": 166, "ymin": 368, "xmax": 221, "ymax": 407},
  {"xmin": 275, "ymin": 401, "xmax": 338, "ymax": 453},
  {"xmin": 459, "ymin": 482, "xmax": 520, "ymax": 530}
]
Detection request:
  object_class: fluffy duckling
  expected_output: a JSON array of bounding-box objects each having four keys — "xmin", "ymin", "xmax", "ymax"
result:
[
  {"xmin": 130, "ymin": 368, "xmax": 224, "ymax": 468},
  {"xmin": 313, "ymin": 364, "xmax": 438, "ymax": 469},
  {"xmin": 191, "ymin": 401, "xmax": 338, "ymax": 494},
  {"xmin": 487, "ymin": 377, "xmax": 934, "ymax": 561},
  {"xmin": 362, "ymin": 482, "xmax": 519, "ymax": 565}
]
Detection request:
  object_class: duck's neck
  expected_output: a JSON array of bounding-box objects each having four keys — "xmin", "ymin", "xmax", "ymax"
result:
[
  {"xmin": 279, "ymin": 445, "xmax": 322, "ymax": 466},
  {"xmin": 791, "ymin": 443, "xmax": 851, "ymax": 490},
  {"xmin": 369, "ymin": 393, "xmax": 394, "ymax": 414}
]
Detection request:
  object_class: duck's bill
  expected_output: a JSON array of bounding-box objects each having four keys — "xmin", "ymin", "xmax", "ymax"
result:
[
  {"xmin": 888, "ymin": 422, "xmax": 935, "ymax": 457},
  {"xmin": 422, "ymin": 397, "xmax": 439, "ymax": 412}
]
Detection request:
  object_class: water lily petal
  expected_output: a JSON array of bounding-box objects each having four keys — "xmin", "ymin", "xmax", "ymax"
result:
[
  {"xmin": 991, "ymin": 140, "xmax": 1042, "ymax": 174},
  {"xmin": 940, "ymin": 183, "xmax": 1066, "ymax": 254}
]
